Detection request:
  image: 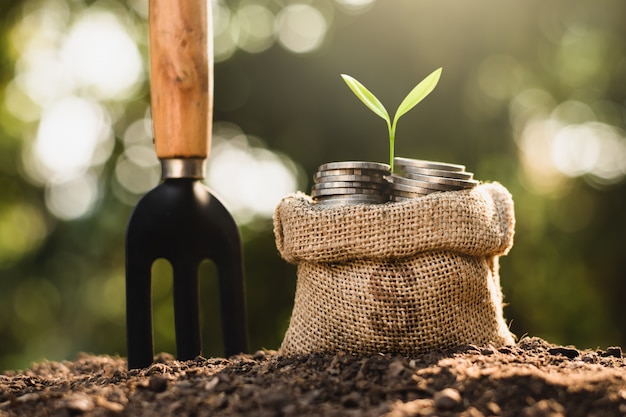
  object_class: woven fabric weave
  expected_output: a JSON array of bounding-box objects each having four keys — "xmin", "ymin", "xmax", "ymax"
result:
[{"xmin": 274, "ymin": 182, "xmax": 516, "ymax": 355}]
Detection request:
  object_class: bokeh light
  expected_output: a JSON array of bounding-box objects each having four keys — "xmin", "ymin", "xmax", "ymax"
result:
[
  {"xmin": 60, "ymin": 9, "xmax": 143, "ymax": 100},
  {"xmin": 206, "ymin": 123, "xmax": 304, "ymax": 225},
  {"xmin": 110, "ymin": 116, "xmax": 304, "ymax": 226},
  {"xmin": 277, "ymin": 4, "xmax": 328, "ymax": 54},
  {"xmin": 114, "ymin": 115, "xmax": 160, "ymax": 198},
  {"xmin": 22, "ymin": 96, "xmax": 113, "ymax": 219},
  {"xmin": 213, "ymin": 1, "xmax": 332, "ymax": 58},
  {"xmin": 45, "ymin": 172, "xmax": 100, "ymax": 220},
  {"xmin": 513, "ymin": 96, "xmax": 626, "ymax": 193},
  {"xmin": 552, "ymin": 122, "xmax": 626, "ymax": 181},
  {"xmin": 234, "ymin": 4, "xmax": 276, "ymax": 54},
  {"xmin": 334, "ymin": 0, "xmax": 376, "ymax": 15},
  {"xmin": 1, "ymin": 0, "xmax": 626, "ymax": 371},
  {"xmin": 31, "ymin": 97, "xmax": 112, "ymax": 181},
  {"xmin": 213, "ymin": 0, "xmax": 237, "ymax": 62},
  {"xmin": 10, "ymin": 0, "xmax": 144, "ymax": 220}
]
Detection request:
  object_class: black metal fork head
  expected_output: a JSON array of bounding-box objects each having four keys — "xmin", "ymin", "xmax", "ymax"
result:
[{"xmin": 125, "ymin": 159, "xmax": 248, "ymax": 369}]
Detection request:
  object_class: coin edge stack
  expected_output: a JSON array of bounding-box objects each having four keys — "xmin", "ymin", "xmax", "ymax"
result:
[
  {"xmin": 311, "ymin": 161, "xmax": 390, "ymax": 206},
  {"xmin": 388, "ymin": 157, "xmax": 479, "ymax": 202}
]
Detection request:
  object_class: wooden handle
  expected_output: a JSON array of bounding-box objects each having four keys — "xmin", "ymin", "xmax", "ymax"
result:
[{"xmin": 149, "ymin": 0, "xmax": 212, "ymax": 159}]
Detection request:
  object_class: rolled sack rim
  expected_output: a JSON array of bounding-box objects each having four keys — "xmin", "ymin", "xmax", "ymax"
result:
[{"xmin": 273, "ymin": 182, "xmax": 515, "ymax": 264}]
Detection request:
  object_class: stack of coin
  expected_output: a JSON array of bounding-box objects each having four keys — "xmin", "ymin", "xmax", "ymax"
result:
[
  {"xmin": 388, "ymin": 157, "xmax": 479, "ymax": 202},
  {"xmin": 311, "ymin": 161, "xmax": 390, "ymax": 205}
]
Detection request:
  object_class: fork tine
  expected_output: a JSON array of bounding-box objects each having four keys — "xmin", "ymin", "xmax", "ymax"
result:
[
  {"xmin": 215, "ymin": 251, "xmax": 248, "ymax": 357},
  {"xmin": 126, "ymin": 253, "xmax": 155, "ymax": 369},
  {"xmin": 126, "ymin": 180, "xmax": 248, "ymax": 369},
  {"xmin": 172, "ymin": 260, "xmax": 202, "ymax": 361}
]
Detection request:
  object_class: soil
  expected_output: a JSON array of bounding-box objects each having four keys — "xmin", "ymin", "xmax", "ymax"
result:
[{"xmin": 1, "ymin": 337, "xmax": 626, "ymax": 417}]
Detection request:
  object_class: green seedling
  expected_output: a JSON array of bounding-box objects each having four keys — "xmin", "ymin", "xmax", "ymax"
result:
[{"xmin": 341, "ymin": 67, "xmax": 442, "ymax": 172}]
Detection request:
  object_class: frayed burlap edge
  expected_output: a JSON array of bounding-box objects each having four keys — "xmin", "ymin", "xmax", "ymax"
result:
[{"xmin": 273, "ymin": 182, "xmax": 514, "ymax": 264}]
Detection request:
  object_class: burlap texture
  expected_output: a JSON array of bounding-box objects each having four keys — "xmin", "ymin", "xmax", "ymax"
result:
[{"xmin": 274, "ymin": 182, "xmax": 516, "ymax": 356}]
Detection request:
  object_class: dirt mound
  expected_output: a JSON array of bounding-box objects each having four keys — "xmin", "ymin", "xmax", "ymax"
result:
[{"xmin": 1, "ymin": 337, "xmax": 625, "ymax": 416}]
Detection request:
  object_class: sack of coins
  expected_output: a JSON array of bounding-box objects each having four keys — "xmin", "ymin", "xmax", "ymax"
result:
[{"xmin": 273, "ymin": 160, "xmax": 516, "ymax": 356}]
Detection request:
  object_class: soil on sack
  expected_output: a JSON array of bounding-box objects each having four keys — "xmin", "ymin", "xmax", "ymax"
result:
[{"xmin": 2, "ymin": 337, "xmax": 626, "ymax": 417}]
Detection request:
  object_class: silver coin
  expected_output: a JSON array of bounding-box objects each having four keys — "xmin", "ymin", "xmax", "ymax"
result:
[
  {"xmin": 390, "ymin": 187, "xmax": 434, "ymax": 197},
  {"xmin": 311, "ymin": 187, "xmax": 383, "ymax": 197},
  {"xmin": 313, "ymin": 173, "xmax": 388, "ymax": 184},
  {"xmin": 400, "ymin": 166, "xmax": 474, "ymax": 180},
  {"xmin": 315, "ymin": 194, "xmax": 387, "ymax": 205},
  {"xmin": 394, "ymin": 157, "xmax": 465, "ymax": 172},
  {"xmin": 318, "ymin": 161, "xmax": 391, "ymax": 172},
  {"xmin": 390, "ymin": 194, "xmax": 420, "ymax": 202},
  {"xmin": 387, "ymin": 175, "xmax": 452, "ymax": 191},
  {"xmin": 315, "ymin": 168, "xmax": 390, "ymax": 178},
  {"xmin": 403, "ymin": 173, "xmax": 479, "ymax": 189},
  {"xmin": 312, "ymin": 181, "xmax": 388, "ymax": 191}
]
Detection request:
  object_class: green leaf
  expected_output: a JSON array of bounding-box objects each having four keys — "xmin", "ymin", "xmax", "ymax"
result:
[
  {"xmin": 341, "ymin": 74, "xmax": 389, "ymax": 122},
  {"xmin": 392, "ymin": 67, "xmax": 442, "ymax": 126}
]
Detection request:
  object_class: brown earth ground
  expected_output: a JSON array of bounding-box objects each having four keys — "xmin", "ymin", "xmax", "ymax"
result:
[{"xmin": 1, "ymin": 337, "xmax": 626, "ymax": 417}]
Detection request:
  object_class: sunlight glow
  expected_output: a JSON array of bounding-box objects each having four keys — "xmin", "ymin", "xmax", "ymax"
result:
[
  {"xmin": 115, "ymin": 146, "xmax": 160, "ymax": 195},
  {"xmin": 4, "ymin": 79, "xmax": 41, "ymax": 122},
  {"xmin": 128, "ymin": 0, "xmax": 148, "ymax": 19},
  {"xmin": 115, "ymin": 116, "xmax": 160, "ymax": 196},
  {"xmin": 513, "ymin": 92, "xmax": 626, "ymax": 192},
  {"xmin": 517, "ymin": 118, "xmax": 567, "ymax": 193},
  {"xmin": 334, "ymin": 0, "xmax": 376, "ymax": 14},
  {"xmin": 213, "ymin": 1, "xmax": 237, "ymax": 62},
  {"xmin": 12, "ymin": 6, "xmax": 143, "ymax": 106},
  {"xmin": 235, "ymin": 4, "xmax": 276, "ymax": 53},
  {"xmin": 552, "ymin": 122, "xmax": 626, "ymax": 182},
  {"xmin": 45, "ymin": 173, "xmax": 100, "ymax": 220},
  {"xmin": 16, "ymin": 49, "xmax": 73, "ymax": 108},
  {"xmin": 206, "ymin": 123, "xmax": 302, "ymax": 225},
  {"xmin": 112, "ymin": 120, "xmax": 302, "ymax": 225},
  {"xmin": 32, "ymin": 97, "xmax": 112, "ymax": 181},
  {"xmin": 61, "ymin": 10, "xmax": 143, "ymax": 100},
  {"xmin": 551, "ymin": 124, "xmax": 601, "ymax": 177},
  {"xmin": 11, "ymin": 1, "xmax": 145, "ymax": 220},
  {"xmin": 277, "ymin": 4, "xmax": 327, "ymax": 54}
]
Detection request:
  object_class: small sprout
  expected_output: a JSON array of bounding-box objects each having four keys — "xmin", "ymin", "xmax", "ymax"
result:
[{"xmin": 341, "ymin": 67, "xmax": 442, "ymax": 172}]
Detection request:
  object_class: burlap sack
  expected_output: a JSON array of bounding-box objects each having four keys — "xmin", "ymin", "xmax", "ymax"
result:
[{"xmin": 273, "ymin": 182, "xmax": 516, "ymax": 356}]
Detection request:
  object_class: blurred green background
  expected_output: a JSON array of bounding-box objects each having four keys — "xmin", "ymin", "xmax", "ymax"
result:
[{"xmin": 1, "ymin": 0, "xmax": 625, "ymax": 371}]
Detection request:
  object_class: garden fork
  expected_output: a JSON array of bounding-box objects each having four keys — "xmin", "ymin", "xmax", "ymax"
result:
[{"xmin": 125, "ymin": 0, "xmax": 248, "ymax": 369}]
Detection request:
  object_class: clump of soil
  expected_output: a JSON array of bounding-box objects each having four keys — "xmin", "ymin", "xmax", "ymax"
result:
[{"xmin": 1, "ymin": 337, "xmax": 626, "ymax": 416}]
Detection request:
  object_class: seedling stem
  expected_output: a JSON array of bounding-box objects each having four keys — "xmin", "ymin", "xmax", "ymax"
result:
[{"xmin": 341, "ymin": 68, "xmax": 442, "ymax": 172}]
